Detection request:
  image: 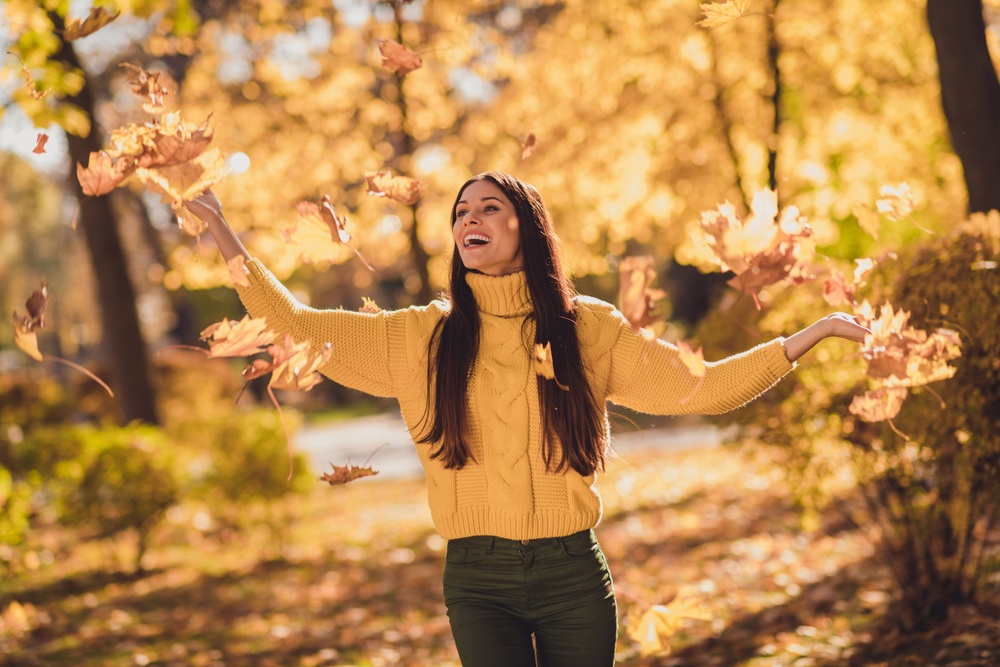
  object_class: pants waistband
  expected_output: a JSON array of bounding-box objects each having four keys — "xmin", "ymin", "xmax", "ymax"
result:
[{"xmin": 448, "ymin": 528, "xmax": 592, "ymax": 550}]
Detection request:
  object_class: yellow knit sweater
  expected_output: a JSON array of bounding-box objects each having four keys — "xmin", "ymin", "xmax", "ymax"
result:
[{"xmin": 235, "ymin": 259, "xmax": 794, "ymax": 540}]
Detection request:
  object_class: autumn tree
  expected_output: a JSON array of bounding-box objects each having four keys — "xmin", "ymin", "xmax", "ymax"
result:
[{"xmin": 926, "ymin": 0, "xmax": 1000, "ymax": 213}]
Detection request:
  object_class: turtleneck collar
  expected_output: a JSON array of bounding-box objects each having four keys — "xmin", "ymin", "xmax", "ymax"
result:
[{"xmin": 464, "ymin": 270, "xmax": 533, "ymax": 317}]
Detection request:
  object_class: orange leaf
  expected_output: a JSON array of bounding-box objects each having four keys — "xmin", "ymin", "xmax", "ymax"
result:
[
  {"xmin": 243, "ymin": 334, "xmax": 332, "ymax": 392},
  {"xmin": 359, "ymin": 297, "xmax": 381, "ymax": 314},
  {"xmin": 120, "ymin": 63, "xmax": 171, "ymax": 113},
  {"xmin": 378, "ymin": 39, "xmax": 423, "ymax": 75},
  {"xmin": 199, "ymin": 315, "xmax": 274, "ymax": 358},
  {"xmin": 618, "ymin": 256, "xmax": 668, "ymax": 335},
  {"xmin": 320, "ymin": 463, "xmax": 379, "ymax": 486},
  {"xmin": 11, "ymin": 280, "xmax": 47, "ymax": 361},
  {"xmin": 8, "ymin": 52, "xmax": 51, "ymax": 99},
  {"xmin": 227, "ymin": 256, "xmax": 250, "ymax": 287},
  {"xmin": 521, "ymin": 133, "xmax": 538, "ymax": 160},
  {"xmin": 853, "ymin": 204, "xmax": 880, "ymax": 241},
  {"xmin": 698, "ymin": 0, "xmax": 751, "ymax": 28},
  {"xmin": 857, "ymin": 301, "xmax": 961, "ymax": 387},
  {"xmin": 63, "ymin": 7, "xmax": 120, "ymax": 41},
  {"xmin": 365, "ymin": 169, "xmax": 424, "ymax": 205},
  {"xmin": 296, "ymin": 196, "xmax": 351, "ymax": 244},
  {"xmin": 849, "ymin": 387, "xmax": 908, "ymax": 422},
  {"xmin": 533, "ymin": 342, "xmax": 569, "ymax": 391},
  {"xmin": 823, "ymin": 270, "xmax": 855, "ymax": 307},
  {"xmin": 854, "ymin": 258, "xmax": 876, "ymax": 285},
  {"xmin": 676, "ymin": 341, "xmax": 706, "ymax": 378},
  {"xmin": 32, "ymin": 133, "xmax": 48, "ymax": 154},
  {"xmin": 876, "ymin": 182, "xmax": 915, "ymax": 221},
  {"xmin": 76, "ymin": 151, "xmax": 130, "ymax": 196},
  {"xmin": 627, "ymin": 588, "xmax": 713, "ymax": 657}
]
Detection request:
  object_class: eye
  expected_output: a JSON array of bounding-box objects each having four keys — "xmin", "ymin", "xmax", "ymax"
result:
[
  {"xmin": 484, "ymin": 205, "xmax": 498, "ymax": 212},
  {"xmin": 456, "ymin": 209, "xmax": 468, "ymax": 218}
]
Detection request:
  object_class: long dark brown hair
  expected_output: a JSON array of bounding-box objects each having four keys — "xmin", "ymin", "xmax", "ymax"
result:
[{"xmin": 416, "ymin": 172, "xmax": 607, "ymax": 476}]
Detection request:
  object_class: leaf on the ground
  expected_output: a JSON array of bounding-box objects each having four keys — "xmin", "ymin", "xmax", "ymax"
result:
[
  {"xmin": 320, "ymin": 463, "xmax": 379, "ymax": 486},
  {"xmin": 521, "ymin": 133, "xmax": 538, "ymax": 160},
  {"xmin": 11, "ymin": 280, "xmax": 47, "ymax": 362},
  {"xmin": 676, "ymin": 340, "xmax": 706, "ymax": 378},
  {"xmin": 76, "ymin": 151, "xmax": 131, "ymax": 196},
  {"xmin": 853, "ymin": 204, "xmax": 880, "ymax": 241},
  {"xmin": 618, "ymin": 256, "xmax": 668, "ymax": 337},
  {"xmin": 120, "ymin": 63, "xmax": 171, "ymax": 113},
  {"xmin": 378, "ymin": 39, "xmax": 422, "ymax": 75},
  {"xmin": 533, "ymin": 342, "xmax": 569, "ymax": 391},
  {"xmin": 849, "ymin": 387, "xmax": 908, "ymax": 422},
  {"xmin": 360, "ymin": 297, "xmax": 381, "ymax": 314},
  {"xmin": 697, "ymin": 0, "xmax": 751, "ymax": 28},
  {"xmin": 64, "ymin": 7, "xmax": 120, "ymax": 41},
  {"xmin": 698, "ymin": 189, "xmax": 815, "ymax": 304},
  {"xmin": 823, "ymin": 270, "xmax": 856, "ymax": 307},
  {"xmin": 365, "ymin": 169, "xmax": 423, "ymax": 205},
  {"xmin": 876, "ymin": 182, "xmax": 915, "ymax": 221},
  {"xmin": 227, "ymin": 256, "xmax": 250, "ymax": 287},
  {"xmin": 200, "ymin": 315, "xmax": 274, "ymax": 358},
  {"xmin": 32, "ymin": 133, "xmax": 48, "ymax": 154}
]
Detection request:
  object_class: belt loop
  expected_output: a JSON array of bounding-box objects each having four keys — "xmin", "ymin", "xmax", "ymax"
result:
[{"xmin": 486, "ymin": 536, "xmax": 495, "ymax": 555}]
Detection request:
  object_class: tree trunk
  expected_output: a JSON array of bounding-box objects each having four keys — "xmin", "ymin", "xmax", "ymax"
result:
[
  {"xmin": 52, "ymin": 17, "xmax": 160, "ymax": 424},
  {"xmin": 927, "ymin": 0, "xmax": 1000, "ymax": 214}
]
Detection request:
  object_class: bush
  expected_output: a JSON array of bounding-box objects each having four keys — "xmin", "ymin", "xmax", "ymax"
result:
[{"xmin": 696, "ymin": 220, "xmax": 1000, "ymax": 629}]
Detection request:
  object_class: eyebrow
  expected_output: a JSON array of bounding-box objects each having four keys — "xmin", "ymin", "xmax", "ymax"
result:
[{"xmin": 457, "ymin": 196, "xmax": 503, "ymax": 206}]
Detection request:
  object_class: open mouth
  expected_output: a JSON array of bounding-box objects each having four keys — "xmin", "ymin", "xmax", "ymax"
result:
[{"xmin": 463, "ymin": 234, "xmax": 491, "ymax": 248}]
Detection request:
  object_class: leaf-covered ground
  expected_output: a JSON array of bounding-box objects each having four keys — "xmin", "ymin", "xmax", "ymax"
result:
[{"xmin": 2, "ymin": 440, "xmax": 998, "ymax": 666}]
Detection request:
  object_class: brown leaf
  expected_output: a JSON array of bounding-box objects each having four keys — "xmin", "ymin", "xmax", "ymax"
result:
[
  {"xmin": 697, "ymin": 0, "xmax": 751, "ymax": 28},
  {"xmin": 320, "ymin": 462, "xmax": 379, "ymax": 486},
  {"xmin": 11, "ymin": 281, "xmax": 47, "ymax": 361},
  {"xmin": 378, "ymin": 39, "xmax": 423, "ymax": 75},
  {"xmin": 32, "ymin": 133, "xmax": 48, "ymax": 154},
  {"xmin": 618, "ymin": 256, "xmax": 668, "ymax": 334},
  {"xmin": 359, "ymin": 297, "xmax": 381, "ymax": 314},
  {"xmin": 199, "ymin": 315, "xmax": 274, "ymax": 358},
  {"xmin": 857, "ymin": 301, "xmax": 961, "ymax": 387},
  {"xmin": 876, "ymin": 182, "xmax": 915, "ymax": 221},
  {"xmin": 137, "ymin": 122, "xmax": 214, "ymax": 169},
  {"xmin": 823, "ymin": 270, "xmax": 855, "ymax": 307},
  {"xmin": 365, "ymin": 169, "xmax": 424, "ymax": 205},
  {"xmin": 849, "ymin": 387, "xmax": 908, "ymax": 422},
  {"xmin": 120, "ymin": 63, "xmax": 171, "ymax": 113},
  {"xmin": 533, "ymin": 342, "xmax": 569, "ymax": 390},
  {"xmin": 297, "ymin": 196, "xmax": 352, "ymax": 244},
  {"xmin": 8, "ymin": 52, "xmax": 51, "ymax": 99},
  {"xmin": 136, "ymin": 147, "xmax": 227, "ymax": 212},
  {"xmin": 243, "ymin": 334, "xmax": 332, "ymax": 392},
  {"xmin": 76, "ymin": 151, "xmax": 131, "ymax": 196},
  {"xmin": 227, "ymin": 256, "xmax": 250, "ymax": 287},
  {"xmin": 63, "ymin": 7, "xmax": 121, "ymax": 41},
  {"xmin": 521, "ymin": 133, "xmax": 538, "ymax": 160}
]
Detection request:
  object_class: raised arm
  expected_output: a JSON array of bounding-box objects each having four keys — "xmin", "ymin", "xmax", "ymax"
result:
[{"xmin": 185, "ymin": 190, "xmax": 250, "ymax": 263}]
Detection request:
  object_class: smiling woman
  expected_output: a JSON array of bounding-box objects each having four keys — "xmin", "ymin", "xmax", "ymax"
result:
[{"xmin": 185, "ymin": 171, "xmax": 868, "ymax": 667}]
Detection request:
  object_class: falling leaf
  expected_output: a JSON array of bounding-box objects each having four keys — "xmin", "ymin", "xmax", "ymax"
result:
[
  {"xmin": 360, "ymin": 297, "xmax": 381, "ymax": 314},
  {"xmin": 63, "ymin": 7, "xmax": 121, "ymax": 41},
  {"xmin": 136, "ymin": 147, "xmax": 227, "ymax": 217},
  {"xmin": 849, "ymin": 387, "xmax": 908, "ymax": 422},
  {"xmin": 32, "ymin": 133, "xmax": 48, "ymax": 154},
  {"xmin": 697, "ymin": 0, "xmax": 751, "ymax": 28},
  {"xmin": 676, "ymin": 340, "xmax": 706, "ymax": 378},
  {"xmin": 853, "ymin": 204, "xmax": 880, "ymax": 241},
  {"xmin": 618, "ymin": 256, "xmax": 668, "ymax": 336},
  {"xmin": 11, "ymin": 281, "xmax": 46, "ymax": 362},
  {"xmin": 320, "ymin": 463, "xmax": 380, "ymax": 486},
  {"xmin": 627, "ymin": 588, "xmax": 713, "ymax": 657},
  {"xmin": 378, "ymin": 39, "xmax": 423, "ymax": 75},
  {"xmin": 227, "ymin": 256, "xmax": 250, "ymax": 287},
  {"xmin": 853, "ymin": 258, "xmax": 876, "ymax": 285},
  {"xmin": 857, "ymin": 301, "xmax": 961, "ymax": 388},
  {"xmin": 533, "ymin": 342, "xmax": 569, "ymax": 391},
  {"xmin": 297, "ymin": 196, "xmax": 351, "ymax": 244},
  {"xmin": 823, "ymin": 270, "xmax": 856, "ymax": 307},
  {"xmin": 120, "ymin": 63, "xmax": 171, "ymax": 113},
  {"xmin": 243, "ymin": 334, "xmax": 332, "ymax": 392},
  {"xmin": 365, "ymin": 169, "xmax": 424, "ymax": 205},
  {"xmin": 8, "ymin": 52, "xmax": 51, "ymax": 99},
  {"xmin": 76, "ymin": 151, "xmax": 131, "ymax": 196},
  {"xmin": 199, "ymin": 315, "xmax": 274, "ymax": 358},
  {"xmin": 876, "ymin": 183, "xmax": 915, "ymax": 221},
  {"xmin": 521, "ymin": 133, "xmax": 538, "ymax": 160}
]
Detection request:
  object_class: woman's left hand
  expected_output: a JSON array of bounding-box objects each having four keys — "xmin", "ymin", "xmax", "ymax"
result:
[{"xmin": 817, "ymin": 312, "xmax": 870, "ymax": 343}]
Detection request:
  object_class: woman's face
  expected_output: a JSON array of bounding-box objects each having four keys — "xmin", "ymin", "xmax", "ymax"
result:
[{"xmin": 452, "ymin": 180, "xmax": 523, "ymax": 276}]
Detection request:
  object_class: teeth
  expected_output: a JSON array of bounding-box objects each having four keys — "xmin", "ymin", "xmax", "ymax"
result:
[{"xmin": 464, "ymin": 234, "xmax": 491, "ymax": 247}]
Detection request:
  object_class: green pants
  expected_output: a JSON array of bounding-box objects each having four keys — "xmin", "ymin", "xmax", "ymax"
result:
[{"xmin": 443, "ymin": 528, "xmax": 618, "ymax": 667}]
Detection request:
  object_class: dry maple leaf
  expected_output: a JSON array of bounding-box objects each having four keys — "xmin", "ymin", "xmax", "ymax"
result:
[
  {"xmin": 698, "ymin": 0, "xmax": 751, "ymax": 28},
  {"xmin": 11, "ymin": 280, "xmax": 47, "ymax": 362},
  {"xmin": 76, "ymin": 151, "xmax": 131, "ymax": 197},
  {"xmin": 120, "ymin": 63, "xmax": 171, "ymax": 113},
  {"xmin": 378, "ymin": 39, "xmax": 423, "ymax": 75},
  {"xmin": 857, "ymin": 301, "xmax": 961, "ymax": 388},
  {"xmin": 853, "ymin": 257, "xmax": 876, "ymax": 285},
  {"xmin": 676, "ymin": 340, "xmax": 706, "ymax": 378},
  {"xmin": 8, "ymin": 52, "xmax": 51, "ymax": 100},
  {"xmin": 360, "ymin": 297, "xmax": 381, "ymax": 314},
  {"xmin": 627, "ymin": 588, "xmax": 713, "ymax": 657},
  {"xmin": 849, "ymin": 387, "xmax": 908, "ymax": 423},
  {"xmin": 32, "ymin": 133, "xmax": 48, "ymax": 154},
  {"xmin": 320, "ymin": 463, "xmax": 380, "ymax": 486},
  {"xmin": 521, "ymin": 133, "xmax": 538, "ymax": 160},
  {"xmin": 618, "ymin": 256, "xmax": 668, "ymax": 337},
  {"xmin": 63, "ymin": 7, "xmax": 121, "ymax": 41},
  {"xmin": 823, "ymin": 270, "xmax": 856, "ymax": 307},
  {"xmin": 227, "ymin": 256, "xmax": 250, "ymax": 287},
  {"xmin": 876, "ymin": 182, "xmax": 915, "ymax": 221},
  {"xmin": 533, "ymin": 342, "xmax": 569, "ymax": 391},
  {"xmin": 853, "ymin": 203, "xmax": 880, "ymax": 241},
  {"xmin": 243, "ymin": 334, "xmax": 332, "ymax": 392},
  {"xmin": 297, "ymin": 196, "xmax": 351, "ymax": 244},
  {"xmin": 199, "ymin": 315, "xmax": 274, "ymax": 358},
  {"xmin": 365, "ymin": 169, "xmax": 424, "ymax": 206}
]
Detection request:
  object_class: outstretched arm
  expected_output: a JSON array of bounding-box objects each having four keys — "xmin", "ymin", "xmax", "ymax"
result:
[
  {"xmin": 782, "ymin": 312, "xmax": 869, "ymax": 362},
  {"xmin": 185, "ymin": 190, "xmax": 250, "ymax": 263}
]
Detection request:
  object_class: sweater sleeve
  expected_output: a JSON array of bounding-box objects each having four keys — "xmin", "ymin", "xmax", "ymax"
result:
[
  {"xmin": 234, "ymin": 258, "xmax": 420, "ymax": 398},
  {"xmin": 598, "ymin": 303, "xmax": 794, "ymax": 415}
]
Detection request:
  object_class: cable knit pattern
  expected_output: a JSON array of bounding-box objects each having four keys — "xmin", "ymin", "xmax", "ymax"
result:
[{"xmin": 235, "ymin": 259, "xmax": 795, "ymax": 540}]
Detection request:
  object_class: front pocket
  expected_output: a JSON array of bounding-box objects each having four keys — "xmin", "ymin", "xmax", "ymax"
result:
[
  {"xmin": 445, "ymin": 545, "xmax": 484, "ymax": 566},
  {"xmin": 561, "ymin": 531, "xmax": 599, "ymax": 558}
]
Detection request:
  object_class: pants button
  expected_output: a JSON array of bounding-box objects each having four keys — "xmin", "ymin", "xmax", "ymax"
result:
[{"xmin": 520, "ymin": 539, "xmax": 530, "ymax": 545}]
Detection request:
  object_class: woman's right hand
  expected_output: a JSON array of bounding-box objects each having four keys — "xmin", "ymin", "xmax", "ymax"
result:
[{"xmin": 186, "ymin": 190, "xmax": 224, "ymax": 224}]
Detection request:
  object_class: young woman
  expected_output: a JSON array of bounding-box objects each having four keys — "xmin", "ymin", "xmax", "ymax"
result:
[{"xmin": 187, "ymin": 171, "xmax": 868, "ymax": 666}]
